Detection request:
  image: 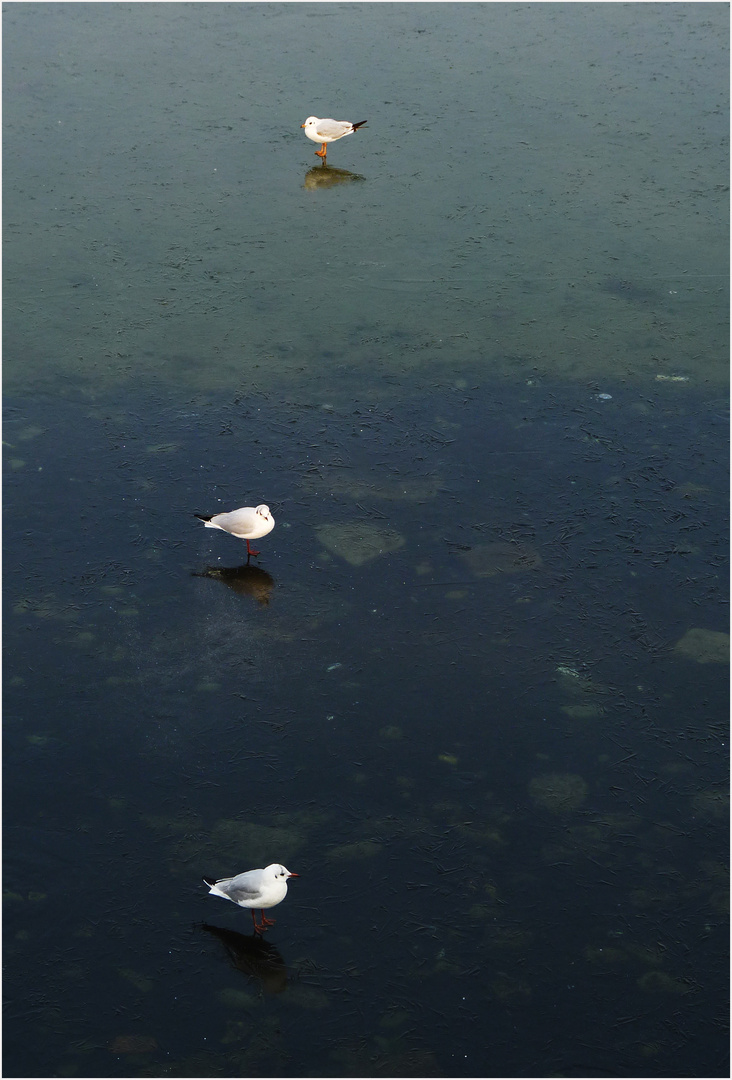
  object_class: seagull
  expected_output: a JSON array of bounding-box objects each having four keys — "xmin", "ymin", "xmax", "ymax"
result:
[
  {"xmin": 194, "ymin": 504, "xmax": 274, "ymax": 557},
  {"xmin": 301, "ymin": 116, "xmax": 367, "ymax": 160},
  {"xmin": 203, "ymin": 864, "xmax": 299, "ymax": 934}
]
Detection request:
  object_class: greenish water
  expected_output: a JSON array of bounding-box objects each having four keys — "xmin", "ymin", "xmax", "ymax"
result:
[
  {"xmin": 4, "ymin": 2, "xmax": 728, "ymax": 397},
  {"xmin": 4, "ymin": 4, "xmax": 728, "ymax": 1078}
]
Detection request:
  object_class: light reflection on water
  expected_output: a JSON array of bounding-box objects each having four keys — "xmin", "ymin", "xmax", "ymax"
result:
[
  {"xmin": 3, "ymin": 3, "xmax": 728, "ymax": 397},
  {"xmin": 3, "ymin": 2, "xmax": 728, "ymax": 1077}
]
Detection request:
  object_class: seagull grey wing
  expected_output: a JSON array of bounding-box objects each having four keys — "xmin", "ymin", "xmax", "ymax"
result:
[
  {"xmin": 225, "ymin": 883, "xmax": 263, "ymax": 904},
  {"xmin": 316, "ymin": 119, "xmax": 352, "ymax": 139},
  {"xmin": 223, "ymin": 869, "xmax": 266, "ymax": 902}
]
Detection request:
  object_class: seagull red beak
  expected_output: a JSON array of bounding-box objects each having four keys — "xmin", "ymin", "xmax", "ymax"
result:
[{"xmin": 288, "ymin": 872, "xmax": 300, "ymax": 878}]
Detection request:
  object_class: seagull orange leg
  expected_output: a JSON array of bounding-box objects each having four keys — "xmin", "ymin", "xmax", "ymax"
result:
[
  {"xmin": 251, "ymin": 909, "xmax": 276, "ymax": 934},
  {"xmin": 316, "ymin": 143, "xmax": 327, "ymax": 158}
]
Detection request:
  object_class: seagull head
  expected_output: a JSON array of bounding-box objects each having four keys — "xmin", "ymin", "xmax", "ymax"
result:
[{"xmin": 266, "ymin": 863, "xmax": 299, "ymax": 881}]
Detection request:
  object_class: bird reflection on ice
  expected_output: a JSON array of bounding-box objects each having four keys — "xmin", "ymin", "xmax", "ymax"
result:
[
  {"xmin": 192, "ymin": 564, "xmax": 275, "ymax": 606},
  {"xmin": 303, "ymin": 165, "xmax": 365, "ymax": 190},
  {"xmin": 200, "ymin": 923, "xmax": 288, "ymax": 994}
]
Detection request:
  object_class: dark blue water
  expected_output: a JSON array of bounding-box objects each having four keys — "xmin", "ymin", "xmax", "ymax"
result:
[{"xmin": 4, "ymin": 378, "xmax": 728, "ymax": 1078}]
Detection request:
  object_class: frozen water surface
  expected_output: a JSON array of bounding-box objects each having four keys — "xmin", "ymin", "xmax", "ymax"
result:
[{"xmin": 4, "ymin": 4, "xmax": 728, "ymax": 1077}]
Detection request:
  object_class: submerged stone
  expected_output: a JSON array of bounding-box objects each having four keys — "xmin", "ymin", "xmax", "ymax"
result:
[
  {"xmin": 528, "ymin": 773, "xmax": 588, "ymax": 813},
  {"xmin": 555, "ymin": 665, "xmax": 596, "ymax": 697},
  {"xmin": 209, "ymin": 819, "xmax": 302, "ymax": 866},
  {"xmin": 690, "ymin": 788, "xmax": 729, "ymax": 818},
  {"xmin": 490, "ymin": 973, "xmax": 532, "ymax": 1002},
  {"xmin": 561, "ymin": 704, "xmax": 604, "ymax": 720},
  {"xmin": 109, "ymin": 1035, "xmax": 159, "ymax": 1054},
  {"xmin": 304, "ymin": 468, "xmax": 443, "ymax": 503},
  {"xmin": 673, "ymin": 628, "xmax": 729, "ymax": 664},
  {"xmin": 119, "ymin": 967, "xmax": 154, "ymax": 993},
  {"xmin": 637, "ymin": 970, "xmax": 688, "ymax": 994},
  {"xmin": 284, "ymin": 984, "xmax": 329, "ymax": 1010},
  {"xmin": 460, "ymin": 542, "xmax": 542, "ymax": 577},
  {"xmin": 217, "ymin": 987, "xmax": 257, "ymax": 1010},
  {"xmin": 316, "ymin": 522, "xmax": 405, "ymax": 566},
  {"xmin": 326, "ymin": 840, "xmax": 382, "ymax": 860}
]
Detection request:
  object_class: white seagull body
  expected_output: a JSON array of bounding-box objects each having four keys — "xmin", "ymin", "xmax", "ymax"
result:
[
  {"xmin": 301, "ymin": 116, "xmax": 367, "ymax": 159},
  {"xmin": 194, "ymin": 504, "xmax": 274, "ymax": 557},
  {"xmin": 204, "ymin": 864, "xmax": 299, "ymax": 933}
]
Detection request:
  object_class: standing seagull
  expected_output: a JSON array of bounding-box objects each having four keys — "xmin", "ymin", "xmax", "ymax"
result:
[
  {"xmin": 203, "ymin": 864, "xmax": 299, "ymax": 934},
  {"xmin": 301, "ymin": 116, "xmax": 367, "ymax": 160},
  {"xmin": 194, "ymin": 504, "xmax": 274, "ymax": 557}
]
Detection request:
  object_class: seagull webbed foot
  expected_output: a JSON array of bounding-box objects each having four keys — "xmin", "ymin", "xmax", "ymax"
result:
[{"xmin": 252, "ymin": 910, "xmax": 276, "ymax": 935}]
